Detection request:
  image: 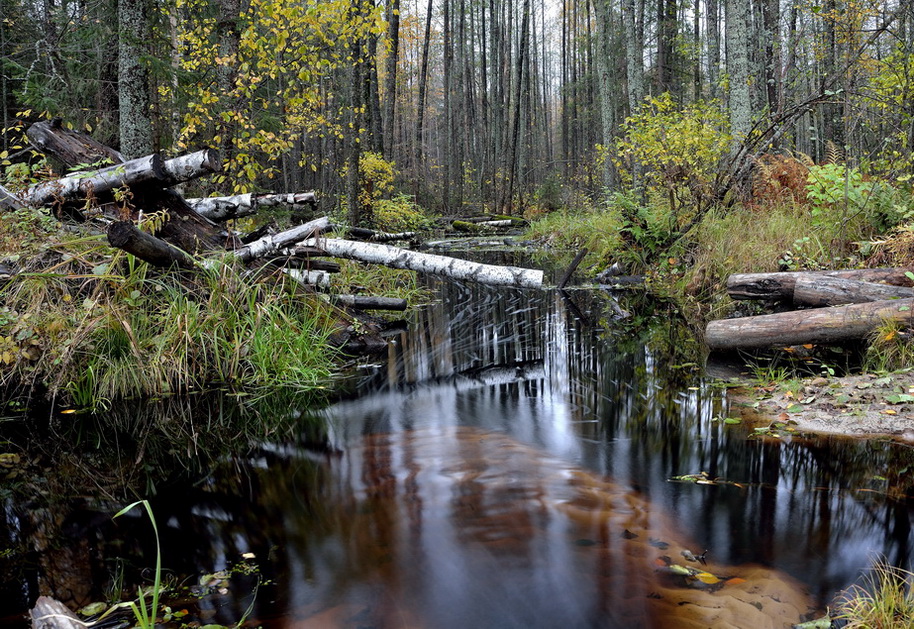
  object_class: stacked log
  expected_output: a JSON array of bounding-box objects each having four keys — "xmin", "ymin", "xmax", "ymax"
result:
[{"xmin": 707, "ymin": 268, "xmax": 914, "ymax": 351}]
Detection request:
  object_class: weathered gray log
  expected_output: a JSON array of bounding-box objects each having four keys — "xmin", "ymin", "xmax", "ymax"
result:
[
  {"xmin": 557, "ymin": 247, "xmax": 588, "ymax": 289},
  {"xmin": 300, "ymin": 237, "xmax": 544, "ymax": 288},
  {"xmin": 234, "ymin": 216, "xmax": 331, "ymax": 262},
  {"xmin": 27, "ymin": 118, "xmax": 124, "ymax": 166},
  {"xmin": 0, "ymin": 184, "xmax": 24, "ymax": 210},
  {"xmin": 330, "ymin": 294, "xmax": 408, "ymax": 311},
  {"xmin": 705, "ymin": 298, "xmax": 914, "ymax": 351},
  {"xmin": 107, "ymin": 221, "xmax": 195, "ymax": 269},
  {"xmin": 187, "ymin": 191, "xmax": 316, "ymax": 221},
  {"xmin": 25, "ymin": 154, "xmax": 167, "ymax": 207},
  {"xmin": 30, "ymin": 596, "xmax": 86, "ymax": 629},
  {"xmin": 345, "ymin": 226, "xmax": 417, "ymax": 242},
  {"xmin": 794, "ymin": 275, "xmax": 914, "ymax": 307},
  {"xmin": 728, "ymin": 268, "xmax": 914, "ymax": 301}
]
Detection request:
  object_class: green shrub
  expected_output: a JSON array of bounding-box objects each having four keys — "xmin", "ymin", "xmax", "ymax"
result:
[{"xmin": 373, "ymin": 194, "xmax": 436, "ymax": 233}]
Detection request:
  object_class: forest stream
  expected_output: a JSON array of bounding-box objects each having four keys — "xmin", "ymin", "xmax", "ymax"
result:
[{"xmin": 1, "ymin": 252, "xmax": 913, "ymax": 629}]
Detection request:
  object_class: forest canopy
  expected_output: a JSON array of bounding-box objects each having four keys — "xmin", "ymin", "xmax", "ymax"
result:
[{"xmin": 2, "ymin": 0, "xmax": 914, "ymax": 221}]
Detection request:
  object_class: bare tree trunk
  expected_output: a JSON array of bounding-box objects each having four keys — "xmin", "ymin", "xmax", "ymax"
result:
[
  {"xmin": 118, "ymin": 0, "xmax": 154, "ymax": 157},
  {"xmin": 726, "ymin": 0, "xmax": 752, "ymax": 145},
  {"xmin": 383, "ymin": 0, "xmax": 401, "ymax": 160}
]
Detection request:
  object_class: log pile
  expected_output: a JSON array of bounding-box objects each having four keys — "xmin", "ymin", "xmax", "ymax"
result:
[
  {"xmin": 2, "ymin": 121, "xmax": 544, "ymax": 328},
  {"xmin": 706, "ymin": 268, "xmax": 914, "ymax": 351}
]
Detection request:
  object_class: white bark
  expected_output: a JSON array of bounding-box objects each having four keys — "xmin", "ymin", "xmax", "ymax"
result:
[
  {"xmin": 234, "ymin": 216, "xmax": 331, "ymax": 262},
  {"xmin": 301, "ymin": 238, "xmax": 544, "ymax": 289},
  {"xmin": 0, "ymin": 184, "xmax": 24, "ymax": 211},
  {"xmin": 285, "ymin": 268, "xmax": 330, "ymax": 287},
  {"xmin": 187, "ymin": 191, "xmax": 316, "ymax": 221},
  {"xmin": 25, "ymin": 154, "xmax": 165, "ymax": 206},
  {"xmin": 160, "ymin": 149, "xmax": 221, "ymax": 185}
]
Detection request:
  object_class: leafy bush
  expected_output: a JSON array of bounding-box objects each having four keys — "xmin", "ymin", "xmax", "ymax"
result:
[
  {"xmin": 373, "ymin": 194, "xmax": 435, "ymax": 233},
  {"xmin": 805, "ymin": 163, "xmax": 913, "ymax": 234}
]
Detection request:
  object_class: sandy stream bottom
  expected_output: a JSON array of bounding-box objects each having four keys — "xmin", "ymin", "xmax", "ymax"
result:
[{"xmin": 280, "ymin": 427, "xmax": 815, "ymax": 629}]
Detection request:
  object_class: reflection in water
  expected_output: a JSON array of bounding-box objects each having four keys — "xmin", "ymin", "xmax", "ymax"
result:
[{"xmin": 1, "ymin": 275, "xmax": 913, "ymax": 628}]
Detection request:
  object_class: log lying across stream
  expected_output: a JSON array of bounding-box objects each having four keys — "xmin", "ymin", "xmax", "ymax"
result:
[{"xmin": 708, "ymin": 268, "xmax": 914, "ymax": 351}]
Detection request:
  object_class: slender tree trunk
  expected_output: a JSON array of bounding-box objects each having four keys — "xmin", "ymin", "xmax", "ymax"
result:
[
  {"xmin": 415, "ymin": 0, "xmax": 434, "ymax": 178},
  {"xmin": 725, "ymin": 0, "xmax": 752, "ymax": 145},
  {"xmin": 593, "ymin": 0, "xmax": 619, "ymax": 188},
  {"xmin": 383, "ymin": 0, "xmax": 400, "ymax": 160},
  {"xmin": 707, "ymin": 0, "xmax": 720, "ymax": 99},
  {"xmin": 118, "ymin": 0, "xmax": 153, "ymax": 158}
]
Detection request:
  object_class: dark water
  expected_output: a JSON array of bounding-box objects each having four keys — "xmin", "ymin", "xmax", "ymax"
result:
[{"xmin": 2, "ymin": 269, "xmax": 914, "ymax": 628}]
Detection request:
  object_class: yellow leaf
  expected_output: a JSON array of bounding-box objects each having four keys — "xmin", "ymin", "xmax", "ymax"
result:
[{"xmin": 694, "ymin": 572, "xmax": 721, "ymax": 585}]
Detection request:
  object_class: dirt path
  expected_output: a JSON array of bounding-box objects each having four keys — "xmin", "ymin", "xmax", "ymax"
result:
[{"xmin": 729, "ymin": 371, "xmax": 914, "ymax": 440}]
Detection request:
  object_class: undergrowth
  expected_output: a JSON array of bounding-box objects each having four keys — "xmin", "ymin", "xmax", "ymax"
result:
[
  {"xmin": 835, "ymin": 560, "xmax": 914, "ymax": 628},
  {"xmin": 0, "ymin": 207, "xmax": 339, "ymax": 409}
]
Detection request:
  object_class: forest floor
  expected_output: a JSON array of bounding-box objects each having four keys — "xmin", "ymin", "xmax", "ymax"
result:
[{"xmin": 729, "ymin": 371, "xmax": 914, "ymax": 441}]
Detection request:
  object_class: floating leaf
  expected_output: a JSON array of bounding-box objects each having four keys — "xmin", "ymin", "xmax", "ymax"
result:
[
  {"xmin": 669, "ymin": 564, "xmax": 693, "ymax": 576},
  {"xmin": 723, "ymin": 417, "xmax": 742, "ymax": 425},
  {"xmin": 787, "ymin": 404, "xmax": 805, "ymax": 412},
  {"xmin": 885, "ymin": 394, "xmax": 914, "ymax": 404},
  {"xmin": 793, "ymin": 615, "xmax": 832, "ymax": 629},
  {"xmin": 694, "ymin": 572, "xmax": 721, "ymax": 585},
  {"xmin": 78, "ymin": 602, "xmax": 107, "ymax": 616},
  {"xmin": 724, "ymin": 577, "xmax": 747, "ymax": 586},
  {"xmin": 648, "ymin": 538, "xmax": 669, "ymax": 549}
]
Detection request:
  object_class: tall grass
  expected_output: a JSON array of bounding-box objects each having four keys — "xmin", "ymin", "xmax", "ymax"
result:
[
  {"xmin": 835, "ymin": 560, "xmax": 914, "ymax": 628},
  {"xmin": 0, "ymin": 209, "xmax": 338, "ymax": 408}
]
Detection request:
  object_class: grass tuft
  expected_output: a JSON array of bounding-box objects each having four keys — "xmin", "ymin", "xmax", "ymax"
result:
[{"xmin": 835, "ymin": 560, "xmax": 914, "ymax": 628}]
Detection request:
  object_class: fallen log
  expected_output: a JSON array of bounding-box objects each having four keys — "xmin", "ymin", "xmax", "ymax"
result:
[
  {"xmin": 728, "ymin": 268, "xmax": 914, "ymax": 301},
  {"xmin": 705, "ymin": 298, "xmax": 914, "ymax": 351},
  {"xmin": 0, "ymin": 184, "xmax": 24, "ymax": 211},
  {"xmin": 107, "ymin": 221, "xmax": 195, "ymax": 269},
  {"xmin": 345, "ymin": 226, "xmax": 417, "ymax": 242},
  {"xmin": 233, "ymin": 216, "xmax": 331, "ymax": 262},
  {"xmin": 330, "ymin": 294, "xmax": 408, "ymax": 311},
  {"xmin": 278, "ymin": 257, "xmax": 341, "ymax": 272},
  {"xmin": 160, "ymin": 149, "xmax": 221, "ymax": 186},
  {"xmin": 301, "ymin": 237, "xmax": 544, "ymax": 288},
  {"xmin": 187, "ymin": 191, "xmax": 316, "ymax": 221},
  {"xmin": 793, "ymin": 275, "xmax": 914, "ymax": 307},
  {"xmin": 285, "ymin": 268, "xmax": 330, "ymax": 287},
  {"xmin": 25, "ymin": 154, "xmax": 167, "ymax": 207},
  {"xmin": 452, "ymin": 219, "xmax": 514, "ymax": 233},
  {"xmin": 26, "ymin": 118, "xmax": 124, "ymax": 166},
  {"xmin": 30, "ymin": 596, "xmax": 85, "ymax": 629}
]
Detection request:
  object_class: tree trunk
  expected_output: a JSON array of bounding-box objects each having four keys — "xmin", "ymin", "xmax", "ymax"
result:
[
  {"xmin": 107, "ymin": 220, "xmax": 195, "ymax": 269},
  {"xmin": 330, "ymin": 294, "xmax": 408, "ymax": 311},
  {"xmin": 25, "ymin": 154, "xmax": 167, "ymax": 207},
  {"xmin": 793, "ymin": 276, "xmax": 914, "ymax": 307},
  {"xmin": 300, "ymin": 237, "xmax": 544, "ymax": 288},
  {"xmin": 727, "ymin": 269, "xmax": 914, "ymax": 301},
  {"xmin": 725, "ymin": 0, "xmax": 752, "ymax": 145},
  {"xmin": 117, "ymin": 0, "xmax": 154, "ymax": 158},
  {"xmin": 383, "ymin": 0, "xmax": 400, "ymax": 160},
  {"xmin": 706, "ymin": 299, "xmax": 914, "ymax": 351}
]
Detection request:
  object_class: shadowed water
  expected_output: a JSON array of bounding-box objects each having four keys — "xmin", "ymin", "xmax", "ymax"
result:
[{"xmin": 1, "ymin": 274, "xmax": 913, "ymax": 628}]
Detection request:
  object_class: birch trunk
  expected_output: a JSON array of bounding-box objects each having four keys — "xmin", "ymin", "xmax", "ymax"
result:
[
  {"xmin": 233, "ymin": 217, "xmax": 331, "ymax": 262},
  {"xmin": 25, "ymin": 154, "xmax": 166, "ymax": 207},
  {"xmin": 187, "ymin": 191, "xmax": 316, "ymax": 221},
  {"xmin": 301, "ymin": 237, "xmax": 544, "ymax": 288}
]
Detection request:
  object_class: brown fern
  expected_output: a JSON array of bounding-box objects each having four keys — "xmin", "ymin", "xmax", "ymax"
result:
[{"xmin": 824, "ymin": 140, "xmax": 844, "ymax": 165}]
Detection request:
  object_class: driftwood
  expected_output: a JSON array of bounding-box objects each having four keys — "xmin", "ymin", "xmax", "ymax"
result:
[
  {"xmin": 30, "ymin": 596, "xmax": 85, "ymax": 629},
  {"xmin": 187, "ymin": 191, "xmax": 316, "ymax": 221},
  {"xmin": 705, "ymin": 298, "xmax": 914, "ymax": 350},
  {"xmin": 107, "ymin": 221, "xmax": 195, "ymax": 269},
  {"xmin": 302, "ymin": 237, "xmax": 543, "ymax": 288},
  {"xmin": 793, "ymin": 276, "xmax": 914, "ymax": 307},
  {"xmin": 234, "ymin": 216, "xmax": 331, "ymax": 262},
  {"xmin": 727, "ymin": 268, "xmax": 914, "ymax": 301}
]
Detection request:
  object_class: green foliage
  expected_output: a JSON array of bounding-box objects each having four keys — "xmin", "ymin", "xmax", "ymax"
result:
[
  {"xmin": 864, "ymin": 319, "xmax": 914, "ymax": 373},
  {"xmin": 524, "ymin": 200, "xmax": 626, "ymax": 270},
  {"xmin": 108, "ymin": 500, "xmax": 163, "ymax": 629},
  {"xmin": 614, "ymin": 93, "xmax": 731, "ymax": 211},
  {"xmin": 373, "ymin": 194, "xmax": 435, "ymax": 233},
  {"xmin": 806, "ymin": 164, "xmax": 913, "ymax": 234}
]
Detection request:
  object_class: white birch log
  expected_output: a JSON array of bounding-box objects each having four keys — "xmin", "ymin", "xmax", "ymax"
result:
[
  {"xmin": 187, "ymin": 191, "xmax": 316, "ymax": 221},
  {"xmin": 234, "ymin": 216, "xmax": 331, "ymax": 262},
  {"xmin": 25, "ymin": 154, "xmax": 166, "ymax": 206},
  {"xmin": 0, "ymin": 184, "xmax": 24, "ymax": 210},
  {"xmin": 160, "ymin": 148, "xmax": 221, "ymax": 185},
  {"xmin": 301, "ymin": 237, "xmax": 544, "ymax": 288},
  {"xmin": 284, "ymin": 268, "xmax": 330, "ymax": 287}
]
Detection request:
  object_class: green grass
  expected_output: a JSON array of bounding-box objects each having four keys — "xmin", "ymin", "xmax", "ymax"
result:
[
  {"xmin": 524, "ymin": 204, "xmax": 626, "ymax": 271},
  {"xmin": 0, "ymin": 208, "xmax": 340, "ymax": 409},
  {"xmin": 864, "ymin": 319, "xmax": 914, "ymax": 374},
  {"xmin": 835, "ymin": 560, "xmax": 914, "ymax": 628}
]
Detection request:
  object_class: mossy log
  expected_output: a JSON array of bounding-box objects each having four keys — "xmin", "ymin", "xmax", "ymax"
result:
[
  {"xmin": 727, "ymin": 268, "xmax": 914, "ymax": 301},
  {"xmin": 793, "ymin": 275, "xmax": 914, "ymax": 307},
  {"xmin": 705, "ymin": 298, "xmax": 914, "ymax": 351}
]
